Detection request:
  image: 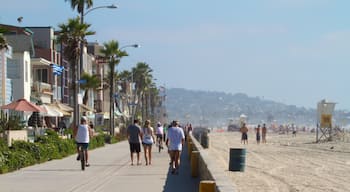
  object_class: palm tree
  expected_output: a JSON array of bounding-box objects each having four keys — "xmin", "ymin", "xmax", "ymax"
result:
[
  {"xmin": 132, "ymin": 62, "xmax": 153, "ymax": 121},
  {"xmin": 148, "ymin": 84, "xmax": 160, "ymax": 123},
  {"xmin": 57, "ymin": 17, "xmax": 95, "ymax": 126},
  {"xmin": 65, "ymin": 0, "xmax": 93, "ymax": 15},
  {"xmin": 100, "ymin": 40, "xmax": 128, "ymax": 135},
  {"xmin": 0, "ymin": 27, "xmax": 8, "ymax": 50},
  {"xmin": 80, "ymin": 72, "xmax": 100, "ymax": 105}
]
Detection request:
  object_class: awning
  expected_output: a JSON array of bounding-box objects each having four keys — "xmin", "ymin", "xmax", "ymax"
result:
[
  {"xmin": 41, "ymin": 104, "xmax": 63, "ymax": 117},
  {"xmin": 55, "ymin": 102, "xmax": 73, "ymax": 112},
  {"xmin": 50, "ymin": 102, "xmax": 73, "ymax": 116},
  {"xmin": 80, "ymin": 104, "xmax": 95, "ymax": 112}
]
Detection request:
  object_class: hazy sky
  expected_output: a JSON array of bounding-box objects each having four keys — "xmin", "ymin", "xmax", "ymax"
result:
[{"xmin": 1, "ymin": 0, "xmax": 349, "ymax": 110}]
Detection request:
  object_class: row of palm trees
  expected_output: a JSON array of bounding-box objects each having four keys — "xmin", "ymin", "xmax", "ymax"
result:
[
  {"xmin": 0, "ymin": 1, "xmax": 161, "ymax": 132},
  {"xmin": 59, "ymin": 0, "xmax": 160, "ymax": 133}
]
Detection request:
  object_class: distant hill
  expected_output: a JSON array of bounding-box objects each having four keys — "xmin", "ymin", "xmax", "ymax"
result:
[{"xmin": 164, "ymin": 88, "xmax": 349, "ymax": 128}]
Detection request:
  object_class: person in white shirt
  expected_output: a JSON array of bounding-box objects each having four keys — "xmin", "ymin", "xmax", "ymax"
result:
[
  {"xmin": 166, "ymin": 120, "xmax": 185, "ymax": 174},
  {"xmin": 73, "ymin": 116, "xmax": 93, "ymax": 167}
]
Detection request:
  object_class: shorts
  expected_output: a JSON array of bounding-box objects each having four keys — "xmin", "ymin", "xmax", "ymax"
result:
[
  {"xmin": 129, "ymin": 142, "xmax": 141, "ymax": 153},
  {"xmin": 142, "ymin": 142, "xmax": 153, "ymax": 147},
  {"xmin": 242, "ymin": 133, "xmax": 248, "ymax": 140},
  {"xmin": 156, "ymin": 134, "xmax": 163, "ymax": 140},
  {"xmin": 76, "ymin": 143, "xmax": 89, "ymax": 150},
  {"xmin": 256, "ymin": 133, "xmax": 261, "ymax": 141}
]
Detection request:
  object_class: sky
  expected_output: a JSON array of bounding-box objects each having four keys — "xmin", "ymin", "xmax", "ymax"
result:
[{"xmin": 1, "ymin": 0, "xmax": 349, "ymax": 110}]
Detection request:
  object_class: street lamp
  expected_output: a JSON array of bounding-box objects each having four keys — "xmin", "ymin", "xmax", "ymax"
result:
[
  {"xmin": 109, "ymin": 44, "xmax": 140, "ymax": 136},
  {"xmin": 75, "ymin": 4, "xmax": 117, "ymax": 128},
  {"xmin": 84, "ymin": 5, "xmax": 118, "ymax": 17}
]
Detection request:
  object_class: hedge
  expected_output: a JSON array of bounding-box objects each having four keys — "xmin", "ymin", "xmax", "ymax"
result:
[{"xmin": 0, "ymin": 130, "xmax": 108, "ymax": 174}]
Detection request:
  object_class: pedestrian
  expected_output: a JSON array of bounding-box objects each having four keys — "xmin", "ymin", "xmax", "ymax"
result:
[
  {"xmin": 127, "ymin": 119, "xmax": 143, "ymax": 165},
  {"xmin": 73, "ymin": 116, "xmax": 93, "ymax": 167},
  {"xmin": 58, "ymin": 119, "xmax": 67, "ymax": 135},
  {"xmin": 262, "ymin": 123, "xmax": 267, "ymax": 143},
  {"xmin": 240, "ymin": 123, "xmax": 248, "ymax": 145},
  {"xmin": 256, "ymin": 124, "xmax": 261, "ymax": 144},
  {"xmin": 142, "ymin": 120, "xmax": 155, "ymax": 165},
  {"xmin": 166, "ymin": 120, "xmax": 185, "ymax": 174}
]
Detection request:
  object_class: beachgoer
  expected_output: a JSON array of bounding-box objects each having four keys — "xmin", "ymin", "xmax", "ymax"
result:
[
  {"xmin": 73, "ymin": 116, "xmax": 93, "ymax": 167},
  {"xmin": 155, "ymin": 122, "xmax": 164, "ymax": 150},
  {"xmin": 240, "ymin": 123, "xmax": 248, "ymax": 144},
  {"xmin": 256, "ymin": 124, "xmax": 261, "ymax": 144},
  {"xmin": 166, "ymin": 120, "xmax": 185, "ymax": 174},
  {"xmin": 127, "ymin": 119, "xmax": 143, "ymax": 165},
  {"xmin": 292, "ymin": 124, "xmax": 297, "ymax": 137},
  {"xmin": 262, "ymin": 123, "xmax": 267, "ymax": 143},
  {"xmin": 142, "ymin": 120, "xmax": 155, "ymax": 165}
]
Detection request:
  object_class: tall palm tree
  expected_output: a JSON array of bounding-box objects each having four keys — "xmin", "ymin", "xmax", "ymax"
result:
[
  {"xmin": 80, "ymin": 72, "xmax": 100, "ymax": 105},
  {"xmin": 100, "ymin": 40, "xmax": 128, "ymax": 135},
  {"xmin": 0, "ymin": 27, "xmax": 8, "ymax": 50},
  {"xmin": 132, "ymin": 62, "xmax": 153, "ymax": 121},
  {"xmin": 148, "ymin": 84, "xmax": 160, "ymax": 122},
  {"xmin": 65, "ymin": 0, "xmax": 93, "ymax": 15},
  {"xmin": 57, "ymin": 17, "xmax": 95, "ymax": 126}
]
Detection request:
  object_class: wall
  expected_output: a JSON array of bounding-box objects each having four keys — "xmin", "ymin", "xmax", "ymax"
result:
[
  {"xmin": 189, "ymin": 133, "xmax": 236, "ymax": 192},
  {"xmin": 6, "ymin": 130, "xmax": 27, "ymax": 147}
]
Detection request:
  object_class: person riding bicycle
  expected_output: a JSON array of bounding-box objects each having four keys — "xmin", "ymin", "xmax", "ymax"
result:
[
  {"xmin": 155, "ymin": 122, "xmax": 164, "ymax": 149},
  {"xmin": 73, "ymin": 116, "xmax": 93, "ymax": 167}
]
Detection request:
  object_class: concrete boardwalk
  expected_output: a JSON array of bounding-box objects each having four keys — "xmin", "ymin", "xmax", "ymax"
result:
[{"xmin": 0, "ymin": 141, "xmax": 199, "ymax": 192}]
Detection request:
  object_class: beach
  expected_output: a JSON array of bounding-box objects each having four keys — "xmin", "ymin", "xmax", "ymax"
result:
[{"xmin": 208, "ymin": 131, "xmax": 350, "ymax": 192}]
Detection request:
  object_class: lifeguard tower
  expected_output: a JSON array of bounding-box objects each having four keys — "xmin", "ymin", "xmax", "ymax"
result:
[
  {"xmin": 239, "ymin": 114, "xmax": 247, "ymax": 127},
  {"xmin": 316, "ymin": 99, "xmax": 336, "ymax": 142}
]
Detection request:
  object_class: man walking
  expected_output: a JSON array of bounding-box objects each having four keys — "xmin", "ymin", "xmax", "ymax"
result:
[
  {"xmin": 166, "ymin": 120, "xmax": 185, "ymax": 174},
  {"xmin": 240, "ymin": 123, "xmax": 248, "ymax": 145},
  {"xmin": 127, "ymin": 119, "xmax": 143, "ymax": 165}
]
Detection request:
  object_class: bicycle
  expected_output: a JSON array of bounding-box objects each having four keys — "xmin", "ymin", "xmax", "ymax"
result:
[
  {"xmin": 77, "ymin": 144, "xmax": 87, "ymax": 171},
  {"xmin": 156, "ymin": 134, "xmax": 163, "ymax": 153}
]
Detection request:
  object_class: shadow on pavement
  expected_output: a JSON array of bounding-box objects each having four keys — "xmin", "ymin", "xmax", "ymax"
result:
[{"xmin": 162, "ymin": 144, "xmax": 200, "ymax": 192}]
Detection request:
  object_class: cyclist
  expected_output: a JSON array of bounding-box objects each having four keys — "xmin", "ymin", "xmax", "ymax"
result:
[
  {"xmin": 73, "ymin": 116, "xmax": 93, "ymax": 167},
  {"xmin": 155, "ymin": 122, "xmax": 164, "ymax": 150}
]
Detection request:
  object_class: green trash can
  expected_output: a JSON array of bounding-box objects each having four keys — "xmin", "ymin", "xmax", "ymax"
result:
[{"xmin": 229, "ymin": 148, "xmax": 246, "ymax": 172}]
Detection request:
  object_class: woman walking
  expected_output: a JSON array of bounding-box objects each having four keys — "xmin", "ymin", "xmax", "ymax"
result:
[{"xmin": 142, "ymin": 120, "xmax": 155, "ymax": 165}]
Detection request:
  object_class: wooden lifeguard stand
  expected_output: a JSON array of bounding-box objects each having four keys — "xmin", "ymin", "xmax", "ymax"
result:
[{"xmin": 316, "ymin": 99, "xmax": 336, "ymax": 142}]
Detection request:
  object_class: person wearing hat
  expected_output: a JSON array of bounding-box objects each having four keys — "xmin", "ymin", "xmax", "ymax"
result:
[
  {"xmin": 166, "ymin": 120, "xmax": 185, "ymax": 174},
  {"xmin": 73, "ymin": 116, "xmax": 93, "ymax": 167}
]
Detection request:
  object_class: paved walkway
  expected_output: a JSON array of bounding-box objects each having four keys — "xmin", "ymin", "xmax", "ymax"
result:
[{"xmin": 0, "ymin": 141, "xmax": 199, "ymax": 192}]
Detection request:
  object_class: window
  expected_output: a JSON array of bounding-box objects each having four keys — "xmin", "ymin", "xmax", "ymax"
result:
[{"xmin": 35, "ymin": 69, "xmax": 48, "ymax": 83}]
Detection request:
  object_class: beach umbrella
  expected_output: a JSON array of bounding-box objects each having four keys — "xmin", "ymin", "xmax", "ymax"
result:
[{"xmin": 0, "ymin": 98, "xmax": 45, "ymax": 112}]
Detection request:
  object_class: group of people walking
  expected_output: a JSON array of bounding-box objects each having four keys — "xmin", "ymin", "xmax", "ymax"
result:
[
  {"xmin": 240, "ymin": 123, "xmax": 267, "ymax": 144},
  {"xmin": 126, "ymin": 119, "xmax": 185, "ymax": 174}
]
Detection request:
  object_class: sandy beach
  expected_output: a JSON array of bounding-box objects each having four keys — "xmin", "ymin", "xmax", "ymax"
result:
[{"xmin": 208, "ymin": 131, "xmax": 350, "ymax": 192}]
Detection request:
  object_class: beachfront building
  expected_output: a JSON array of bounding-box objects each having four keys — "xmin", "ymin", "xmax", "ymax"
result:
[{"xmin": 0, "ymin": 45, "xmax": 13, "ymax": 106}]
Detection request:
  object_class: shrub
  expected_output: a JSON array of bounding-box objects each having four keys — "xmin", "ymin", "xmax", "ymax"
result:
[{"xmin": 0, "ymin": 129, "xmax": 115, "ymax": 174}]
